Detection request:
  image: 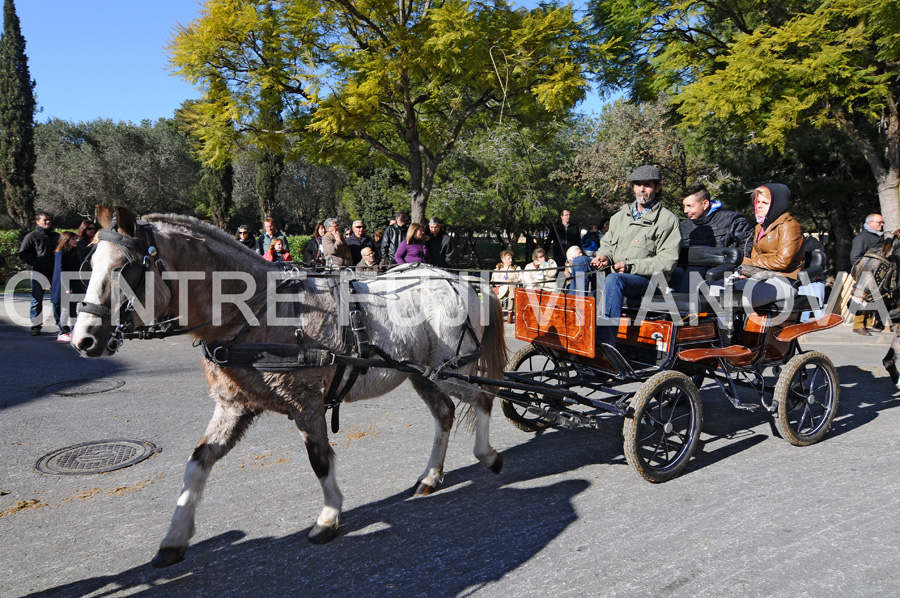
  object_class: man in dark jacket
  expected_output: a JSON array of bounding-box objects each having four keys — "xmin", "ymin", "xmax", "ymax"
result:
[
  {"xmin": 669, "ymin": 182, "xmax": 753, "ymax": 293},
  {"xmin": 346, "ymin": 220, "xmax": 377, "ymax": 265},
  {"xmin": 18, "ymin": 212, "xmax": 61, "ymax": 335},
  {"xmin": 850, "ymin": 213, "xmax": 885, "ymax": 335},
  {"xmin": 426, "ymin": 217, "xmax": 455, "ymax": 268},
  {"xmin": 544, "ymin": 209, "xmax": 581, "ymax": 265},
  {"xmin": 381, "ymin": 212, "xmax": 408, "ymax": 264}
]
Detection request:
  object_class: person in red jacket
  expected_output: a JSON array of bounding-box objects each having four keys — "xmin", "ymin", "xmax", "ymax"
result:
[{"xmin": 263, "ymin": 238, "xmax": 292, "ymax": 262}]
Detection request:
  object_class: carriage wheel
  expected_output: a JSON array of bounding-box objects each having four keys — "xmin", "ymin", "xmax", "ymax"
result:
[
  {"xmin": 772, "ymin": 351, "xmax": 839, "ymax": 446},
  {"xmin": 623, "ymin": 371, "xmax": 703, "ymax": 483},
  {"xmin": 500, "ymin": 345, "xmax": 567, "ymax": 432}
]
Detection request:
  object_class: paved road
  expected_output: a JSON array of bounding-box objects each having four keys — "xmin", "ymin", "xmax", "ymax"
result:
[{"xmin": 1, "ymin": 295, "xmax": 899, "ymax": 597}]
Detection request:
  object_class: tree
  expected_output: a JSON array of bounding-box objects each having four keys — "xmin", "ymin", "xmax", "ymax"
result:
[
  {"xmin": 589, "ymin": 0, "xmax": 900, "ymax": 229},
  {"xmin": 0, "ymin": 0, "xmax": 36, "ymax": 229},
  {"xmin": 203, "ymin": 162, "xmax": 234, "ymax": 230},
  {"xmin": 33, "ymin": 119, "xmax": 205, "ymax": 221},
  {"xmin": 169, "ymin": 0, "xmax": 591, "ymax": 223}
]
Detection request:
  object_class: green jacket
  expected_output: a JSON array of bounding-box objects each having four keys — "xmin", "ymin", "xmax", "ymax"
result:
[{"xmin": 597, "ymin": 201, "xmax": 682, "ymax": 279}]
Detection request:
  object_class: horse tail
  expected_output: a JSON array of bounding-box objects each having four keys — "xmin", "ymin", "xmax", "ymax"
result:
[{"xmin": 478, "ymin": 290, "xmax": 508, "ymax": 381}]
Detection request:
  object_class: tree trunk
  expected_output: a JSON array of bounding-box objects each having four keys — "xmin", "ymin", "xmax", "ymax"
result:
[
  {"xmin": 827, "ymin": 198, "xmax": 854, "ymax": 274},
  {"xmin": 877, "ymin": 170, "xmax": 900, "ymax": 233}
]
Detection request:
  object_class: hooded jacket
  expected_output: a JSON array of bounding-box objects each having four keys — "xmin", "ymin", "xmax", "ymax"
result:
[
  {"xmin": 678, "ymin": 199, "xmax": 754, "ymax": 250},
  {"xmin": 742, "ymin": 183, "xmax": 804, "ymax": 279}
]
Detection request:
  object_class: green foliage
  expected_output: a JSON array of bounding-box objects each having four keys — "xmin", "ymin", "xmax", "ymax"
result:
[
  {"xmin": 33, "ymin": 118, "xmax": 206, "ymax": 221},
  {"xmin": 342, "ymin": 167, "xmax": 409, "ymax": 229},
  {"xmin": 285, "ymin": 234, "xmax": 311, "ymax": 258},
  {"xmin": 169, "ymin": 0, "xmax": 592, "ymax": 221},
  {"xmin": 203, "ymin": 162, "xmax": 234, "ymax": 230},
  {"xmin": 0, "ymin": 0, "xmax": 37, "ymax": 229},
  {"xmin": 0, "ymin": 227, "xmax": 25, "ymax": 278}
]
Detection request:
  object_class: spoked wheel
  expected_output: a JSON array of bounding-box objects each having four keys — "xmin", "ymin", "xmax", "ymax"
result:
[
  {"xmin": 772, "ymin": 351, "xmax": 839, "ymax": 446},
  {"xmin": 500, "ymin": 345, "xmax": 569, "ymax": 432},
  {"xmin": 623, "ymin": 371, "xmax": 703, "ymax": 483}
]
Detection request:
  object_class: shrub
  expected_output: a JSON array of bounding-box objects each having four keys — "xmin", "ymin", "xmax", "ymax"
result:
[{"xmin": 0, "ymin": 230, "xmax": 26, "ymax": 281}]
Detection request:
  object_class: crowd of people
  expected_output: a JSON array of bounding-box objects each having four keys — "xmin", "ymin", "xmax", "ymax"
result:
[{"xmin": 12, "ymin": 170, "xmax": 889, "ymax": 342}]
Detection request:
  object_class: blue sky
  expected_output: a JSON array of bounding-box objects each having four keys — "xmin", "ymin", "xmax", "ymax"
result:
[{"xmin": 15, "ymin": 0, "xmax": 605, "ymax": 124}]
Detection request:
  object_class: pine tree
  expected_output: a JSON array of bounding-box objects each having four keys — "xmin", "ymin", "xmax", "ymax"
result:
[{"xmin": 0, "ymin": 0, "xmax": 37, "ymax": 229}]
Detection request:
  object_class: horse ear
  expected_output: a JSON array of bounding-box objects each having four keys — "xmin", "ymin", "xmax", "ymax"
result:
[
  {"xmin": 115, "ymin": 206, "xmax": 139, "ymax": 238},
  {"xmin": 97, "ymin": 205, "xmax": 113, "ymax": 230}
]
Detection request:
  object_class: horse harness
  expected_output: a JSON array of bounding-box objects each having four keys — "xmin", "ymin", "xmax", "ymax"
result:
[
  {"xmin": 80, "ymin": 220, "xmax": 485, "ymax": 432},
  {"xmin": 851, "ymin": 251, "xmax": 900, "ymax": 303},
  {"xmin": 200, "ymin": 275, "xmax": 485, "ymax": 432}
]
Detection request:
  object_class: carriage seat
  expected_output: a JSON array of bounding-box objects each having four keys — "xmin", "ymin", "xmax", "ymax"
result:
[
  {"xmin": 622, "ymin": 246, "xmax": 743, "ymax": 316},
  {"xmin": 760, "ymin": 249, "xmax": 827, "ymax": 313}
]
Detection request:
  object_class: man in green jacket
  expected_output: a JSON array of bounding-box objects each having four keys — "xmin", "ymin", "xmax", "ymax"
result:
[{"xmin": 590, "ymin": 165, "xmax": 681, "ymax": 345}]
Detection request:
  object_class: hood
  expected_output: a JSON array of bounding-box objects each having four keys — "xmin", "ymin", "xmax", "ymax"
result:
[
  {"xmin": 696, "ymin": 199, "xmax": 723, "ymax": 224},
  {"xmin": 757, "ymin": 183, "xmax": 791, "ymax": 230}
]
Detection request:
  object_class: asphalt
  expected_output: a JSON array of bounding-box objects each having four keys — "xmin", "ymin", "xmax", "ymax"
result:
[{"xmin": 1, "ymin": 294, "xmax": 899, "ymax": 598}]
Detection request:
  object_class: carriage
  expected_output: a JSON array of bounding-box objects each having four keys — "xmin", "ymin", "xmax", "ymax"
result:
[{"xmin": 488, "ymin": 247, "xmax": 843, "ymax": 482}]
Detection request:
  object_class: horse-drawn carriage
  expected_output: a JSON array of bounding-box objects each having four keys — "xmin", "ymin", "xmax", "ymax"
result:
[
  {"xmin": 493, "ymin": 247, "xmax": 843, "ymax": 482},
  {"xmin": 72, "ymin": 207, "xmax": 844, "ymax": 566}
]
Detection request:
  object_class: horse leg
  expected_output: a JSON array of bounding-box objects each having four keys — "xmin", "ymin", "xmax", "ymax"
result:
[
  {"xmin": 409, "ymin": 376, "xmax": 455, "ymax": 496},
  {"xmin": 471, "ymin": 392, "xmax": 503, "ymax": 475},
  {"xmin": 291, "ymin": 407, "xmax": 343, "ymax": 544},
  {"xmin": 151, "ymin": 402, "xmax": 259, "ymax": 568}
]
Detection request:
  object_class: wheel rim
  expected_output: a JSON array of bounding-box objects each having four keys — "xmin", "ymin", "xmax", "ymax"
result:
[
  {"xmin": 635, "ymin": 384, "xmax": 698, "ymax": 472},
  {"xmin": 504, "ymin": 349, "xmax": 568, "ymax": 428},
  {"xmin": 783, "ymin": 361, "xmax": 835, "ymax": 438}
]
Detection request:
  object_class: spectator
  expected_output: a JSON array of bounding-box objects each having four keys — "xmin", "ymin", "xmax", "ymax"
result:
[
  {"xmin": 522, "ymin": 248, "xmax": 558, "ymax": 289},
  {"xmin": 372, "ymin": 229, "xmax": 385, "ymax": 262},
  {"xmin": 322, "ymin": 218, "xmax": 352, "ymax": 267},
  {"xmin": 305, "ymin": 222, "xmax": 326, "ymax": 264},
  {"xmin": 18, "ymin": 212, "xmax": 60, "ymax": 336},
  {"xmin": 263, "ymin": 238, "xmax": 292, "ymax": 262},
  {"xmin": 850, "ymin": 213, "xmax": 885, "ymax": 335},
  {"xmin": 395, "ymin": 223, "xmax": 429, "ymax": 264},
  {"xmin": 76, "ymin": 220, "xmax": 97, "ymax": 261},
  {"xmin": 51, "ymin": 231, "xmax": 86, "ymax": 342},
  {"xmin": 381, "ymin": 212, "xmax": 409, "ymax": 264},
  {"xmin": 544, "ymin": 209, "xmax": 581, "ymax": 265},
  {"xmin": 581, "ymin": 224, "xmax": 601, "ymax": 257},
  {"xmin": 258, "ymin": 217, "xmax": 289, "ymax": 256},
  {"xmin": 356, "ymin": 246, "xmax": 384, "ymax": 273},
  {"xmin": 491, "ymin": 249, "xmax": 522, "ymax": 323},
  {"xmin": 346, "ymin": 220, "xmax": 377, "ymax": 265},
  {"xmin": 566, "ymin": 245, "xmax": 594, "ymax": 294},
  {"xmin": 235, "ymin": 224, "xmax": 259, "ymax": 252},
  {"xmin": 598, "ymin": 218, "xmax": 610, "ymax": 239},
  {"xmin": 426, "ymin": 217, "xmax": 455, "ymax": 268}
]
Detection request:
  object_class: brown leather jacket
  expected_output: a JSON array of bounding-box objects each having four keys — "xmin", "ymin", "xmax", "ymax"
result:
[{"xmin": 742, "ymin": 212, "xmax": 804, "ymax": 279}]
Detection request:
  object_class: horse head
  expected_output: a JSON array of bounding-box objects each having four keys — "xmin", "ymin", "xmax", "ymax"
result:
[{"xmin": 72, "ymin": 205, "xmax": 173, "ymax": 357}]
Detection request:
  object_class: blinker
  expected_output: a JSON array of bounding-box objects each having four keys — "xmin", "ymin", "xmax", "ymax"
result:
[{"xmin": 148, "ymin": 246, "xmax": 158, "ymax": 257}]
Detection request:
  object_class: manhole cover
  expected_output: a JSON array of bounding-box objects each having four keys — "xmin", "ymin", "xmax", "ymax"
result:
[
  {"xmin": 42, "ymin": 379, "xmax": 125, "ymax": 396},
  {"xmin": 35, "ymin": 440, "xmax": 161, "ymax": 475}
]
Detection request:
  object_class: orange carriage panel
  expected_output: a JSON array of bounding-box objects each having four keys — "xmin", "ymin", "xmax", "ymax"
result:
[
  {"xmin": 616, "ymin": 318, "xmax": 675, "ymax": 352},
  {"xmin": 514, "ymin": 288, "xmax": 596, "ymax": 357}
]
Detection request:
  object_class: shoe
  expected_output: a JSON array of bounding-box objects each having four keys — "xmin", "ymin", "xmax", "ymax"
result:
[
  {"xmin": 30, "ymin": 327, "xmax": 41, "ymax": 336},
  {"xmin": 870, "ymin": 323, "xmax": 885, "ymax": 332},
  {"xmin": 57, "ymin": 333, "xmax": 71, "ymax": 342},
  {"xmin": 853, "ymin": 328, "xmax": 872, "ymax": 336}
]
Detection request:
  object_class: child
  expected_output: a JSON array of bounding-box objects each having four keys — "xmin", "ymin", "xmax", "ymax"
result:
[
  {"xmin": 51, "ymin": 231, "xmax": 86, "ymax": 342},
  {"xmin": 264, "ymin": 238, "xmax": 293, "ymax": 262},
  {"xmin": 491, "ymin": 250, "xmax": 522, "ymax": 322}
]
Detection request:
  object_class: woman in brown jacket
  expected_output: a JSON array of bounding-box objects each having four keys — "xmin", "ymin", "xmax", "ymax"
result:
[{"xmin": 737, "ymin": 183, "xmax": 804, "ymax": 307}]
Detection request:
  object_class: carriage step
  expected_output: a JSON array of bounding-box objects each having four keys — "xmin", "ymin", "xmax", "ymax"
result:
[
  {"xmin": 677, "ymin": 345, "xmax": 752, "ymax": 363},
  {"xmin": 774, "ymin": 314, "xmax": 843, "ymax": 342}
]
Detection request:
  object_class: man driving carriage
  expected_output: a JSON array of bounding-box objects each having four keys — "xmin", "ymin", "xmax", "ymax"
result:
[{"xmin": 590, "ymin": 165, "xmax": 681, "ymax": 345}]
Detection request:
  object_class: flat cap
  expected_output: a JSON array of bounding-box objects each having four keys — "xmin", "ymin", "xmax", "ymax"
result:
[{"xmin": 626, "ymin": 165, "xmax": 662, "ymax": 182}]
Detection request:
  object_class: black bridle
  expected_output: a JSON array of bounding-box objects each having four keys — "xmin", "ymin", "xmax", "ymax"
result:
[{"xmin": 79, "ymin": 218, "xmax": 175, "ymax": 352}]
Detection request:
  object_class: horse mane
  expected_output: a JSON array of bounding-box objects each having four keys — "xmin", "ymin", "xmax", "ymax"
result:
[{"xmin": 142, "ymin": 213, "xmax": 272, "ymax": 273}]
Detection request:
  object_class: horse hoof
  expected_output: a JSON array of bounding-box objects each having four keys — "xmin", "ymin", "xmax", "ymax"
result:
[
  {"xmin": 308, "ymin": 523, "xmax": 339, "ymax": 544},
  {"xmin": 413, "ymin": 481, "xmax": 436, "ymax": 496},
  {"xmin": 489, "ymin": 453, "xmax": 503, "ymax": 475},
  {"xmin": 150, "ymin": 546, "xmax": 186, "ymax": 568}
]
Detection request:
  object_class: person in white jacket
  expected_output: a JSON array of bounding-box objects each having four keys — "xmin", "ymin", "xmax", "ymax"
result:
[
  {"xmin": 491, "ymin": 250, "xmax": 522, "ymax": 322},
  {"xmin": 522, "ymin": 248, "xmax": 558, "ymax": 290}
]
